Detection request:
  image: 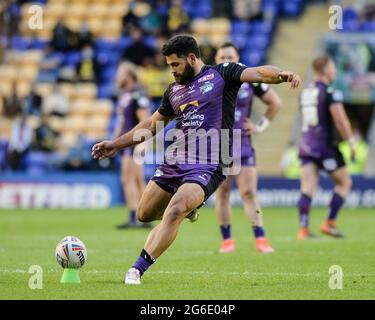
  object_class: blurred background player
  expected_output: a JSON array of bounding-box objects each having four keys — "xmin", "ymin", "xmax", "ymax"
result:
[
  {"xmin": 297, "ymin": 56, "xmax": 355, "ymax": 239},
  {"xmin": 113, "ymin": 62, "xmax": 151, "ymax": 229},
  {"xmin": 214, "ymin": 42, "xmax": 281, "ymax": 254}
]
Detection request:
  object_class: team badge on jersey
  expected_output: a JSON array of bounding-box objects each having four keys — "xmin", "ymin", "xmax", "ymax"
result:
[{"xmin": 199, "ymin": 82, "xmax": 214, "ymax": 94}]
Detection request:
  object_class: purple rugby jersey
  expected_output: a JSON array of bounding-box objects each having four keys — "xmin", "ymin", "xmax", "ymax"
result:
[
  {"xmin": 157, "ymin": 62, "xmax": 247, "ymax": 169},
  {"xmin": 233, "ymin": 82, "xmax": 269, "ymax": 161},
  {"xmin": 152, "ymin": 62, "xmax": 247, "ymax": 199},
  {"xmin": 299, "ymin": 81, "xmax": 344, "ymax": 158},
  {"xmin": 116, "ymin": 88, "xmax": 150, "ymax": 156}
]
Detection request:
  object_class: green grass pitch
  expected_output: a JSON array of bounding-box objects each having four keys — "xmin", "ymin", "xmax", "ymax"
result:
[{"xmin": 0, "ymin": 207, "xmax": 374, "ymax": 300}]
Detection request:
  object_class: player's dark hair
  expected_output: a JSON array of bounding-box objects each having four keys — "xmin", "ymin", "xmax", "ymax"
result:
[
  {"xmin": 218, "ymin": 42, "xmax": 240, "ymax": 55},
  {"xmin": 312, "ymin": 55, "xmax": 332, "ymax": 73},
  {"xmin": 162, "ymin": 35, "xmax": 200, "ymax": 58}
]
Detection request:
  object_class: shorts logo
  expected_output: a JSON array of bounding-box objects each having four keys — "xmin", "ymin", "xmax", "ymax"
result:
[
  {"xmin": 198, "ymin": 73, "xmax": 214, "ymax": 83},
  {"xmin": 154, "ymin": 169, "xmax": 164, "ymax": 177},
  {"xmin": 323, "ymin": 158, "xmax": 338, "ymax": 171},
  {"xmin": 179, "ymin": 100, "xmax": 199, "ymax": 112},
  {"xmin": 199, "ymin": 82, "xmax": 214, "ymax": 94},
  {"xmin": 198, "ymin": 173, "xmax": 208, "ymax": 181}
]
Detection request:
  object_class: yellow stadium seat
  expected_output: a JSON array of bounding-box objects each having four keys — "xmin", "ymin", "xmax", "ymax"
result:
[
  {"xmin": 63, "ymin": 16, "xmax": 82, "ymax": 32},
  {"xmin": 63, "ymin": 115, "xmax": 87, "ymax": 134},
  {"xmin": 18, "ymin": 67, "xmax": 38, "ymax": 82},
  {"xmin": 45, "ymin": 3, "xmax": 67, "ymax": 19},
  {"xmin": 191, "ymin": 19, "xmax": 209, "ymax": 36},
  {"xmin": 108, "ymin": 4, "xmax": 129, "ymax": 17},
  {"xmin": 208, "ymin": 18, "xmax": 231, "ymax": 35},
  {"xmin": 60, "ymin": 131, "xmax": 78, "ymax": 149},
  {"xmin": 88, "ymin": 4, "xmax": 109, "ymax": 17},
  {"xmin": 35, "ymin": 83, "xmax": 53, "ymax": 97},
  {"xmin": 0, "ymin": 119, "xmax": 12, "ymax": 140},
  {"xmin": 93, "ymin": 99, "xmax": 113, "ymax": 117},
  {"xmin": 0, "ymin": 66, "xmax": 17, "ymax": 80},
  {"xmin": 75, "ymin": 83, "xmax": 97, "ymax": 100},
  {"xmin": 58, "ymin": 83, "xmax": 75, "ymax": 100},
  {"xmin": 18, "ymin": 50, "xmax": 44, "ymax": 65},
  {"xmin": 71, "ymin": 98, "xmax": 93, "ymax": 116},
  {"xmin": 16, "ymin": 81, "xmax": 32, "ymax": 97},
  {"xmin": 0, "ymin": 81, "xmax": 13, "ymax": 97},
  {"xmin": 27, "ymin": 115, "xmax": 41, "ymax": 129},
  {"xmin": 48, "ymin": 116, "xmax": 65, "ymax": 132}
]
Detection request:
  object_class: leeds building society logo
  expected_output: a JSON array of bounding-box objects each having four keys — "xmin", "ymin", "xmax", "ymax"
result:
[{"xmin": 200, "ymin": 82, "xmax": 214, "ymax": 94}]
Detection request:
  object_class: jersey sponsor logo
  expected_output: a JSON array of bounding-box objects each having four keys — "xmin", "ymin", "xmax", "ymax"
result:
[
  {"xmin": 199, "ymin": 82, "xmax": 214, "ymax": 94},
  {"xmin": 197, "ymin": 73, "xmax": 215, "ymax": 83},
  {"xmin": 179, "ymin": 100, "xmax": 199, "ymax": 112}
]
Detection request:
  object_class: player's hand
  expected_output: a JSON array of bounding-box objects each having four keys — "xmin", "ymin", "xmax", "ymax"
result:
[
  {"xmin": 91, "ymin": 140, "xmax": 118, "ymax": 160},
  {"xmin": 243, "ymin": 118, "xmax": 257, "ymax": 135},
  {"xmin": 279, "ymin": 71, "xmax": 301, "ymax": 89}
]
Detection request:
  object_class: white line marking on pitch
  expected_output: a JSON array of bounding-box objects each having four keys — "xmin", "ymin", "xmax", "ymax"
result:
[{"xmin": 1, "ymin": 268, "xmax": 373, "ymax": 278}]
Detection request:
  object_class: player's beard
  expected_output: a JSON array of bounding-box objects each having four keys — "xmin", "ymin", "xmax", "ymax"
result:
[{"xmin": 174, "ymin": 62, "xmax": 195, "ymax": 85}]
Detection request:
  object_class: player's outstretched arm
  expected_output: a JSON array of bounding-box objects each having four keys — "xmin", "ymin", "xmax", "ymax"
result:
[
  {"xmin": 240, "ymin": 66, "xmax": 301, "ymax": 88},
  {"xmin": 92, "ymin": 111, "xmax": 173, "ymax": 160}
]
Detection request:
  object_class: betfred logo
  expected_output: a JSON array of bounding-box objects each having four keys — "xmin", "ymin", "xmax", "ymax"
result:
[
  {"xmin": 198, "ymin": 73, "xmax": 214, "ymax": 83},
  {"xmin": 0, "ymin": 183, "xmax": 111, "ymax": 208}
]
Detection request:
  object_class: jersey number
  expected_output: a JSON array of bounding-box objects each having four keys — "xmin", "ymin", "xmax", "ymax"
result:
[{"xmin": 301, "ymin": 88, "xmax": 319, "ymax": 132}]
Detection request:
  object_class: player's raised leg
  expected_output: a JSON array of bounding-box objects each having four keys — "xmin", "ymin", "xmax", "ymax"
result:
[
  {"xmin": 215, "ymin": 176, "xmax": 235, "ymax": 253},
  {"xmin": 126, "ymin": 183, "xmax": 205, "ymax": 285},
  {"xmin": 236, "ymin": 166, "xmax": 274, "ymax": 253},
  {"xmin": 297, "ymin": 162, "xmax": 319, "ymax": 239},
  {"xmin": 321, "ymin": 166, "xmax": 352, "ymax": 237}
]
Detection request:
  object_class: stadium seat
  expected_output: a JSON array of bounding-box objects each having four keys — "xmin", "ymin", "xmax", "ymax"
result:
[
  {"xmin": 63, "ymin": 51, "xmax": 81, "ymax": 67},
  {"xmin": 25, "ymin": 151, "xmax": 49, "ymax": 174},
  {"xmin": 231, "ymin": 20, "xmax": 252, "ymax": 35},
  {"xmin": 9, "ymin": 36, "xmax": 31, "ymax": 50}
]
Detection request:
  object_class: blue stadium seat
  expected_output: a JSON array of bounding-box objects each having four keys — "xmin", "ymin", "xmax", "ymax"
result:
[
  {"xmin": 95, "ymin": 39, "xmax": 119, "ymax": 51},
  {"xmin": 241, "ymin": 49, "xmax": 265, "ymax": 67},
  {"xmin": 281, "ymin": 0, "xmax": 303, "ymax": 17},
  {"xmin": 143, "ymin": 35, "xmax": 157, "ymax": 48},
  {"xmin": 118, "ymin": 36, "xmax": 133, "ymax": 52},
  {"xmin": 98, "ymin": 84, "xmax": 115, "ymax": 98},
  {"xmin": 10, "ymin": 36, "xmax": 31, "ymax": 50},
  {"xmin": 343, "ymin": 7, "xmax": 358, "ymax": 21},
  {"xmin": 251, "ymin": 20, "xmax": 273, "ymax": 35},
  {"xmin": 63, "ymin": 51, "xmax": 81, "ymax": 66},
  {"xmin": 246, "ymin": 34, "xmax": 270, "ymax": 51},
  {"xmin": 0, "ymin": 140, "xmax": 8, "ymax": 171},
  {"xmin": 262, "ymin": 0, "xmax": 280, "ymax": 16},
  {"xmin": 231, "ymin": 20, "xmax": 252, "ymax": 35},
  {"xmin": 25, "ymin": 151, "xmax": 49, "ymax": 174},
  {"xmin": 231, "ymin": 33, "xmax": 249, "ymax": 50},
  {"xmin": 360, "ymin": 21, "xmax": 375, "ymax": 32},
  {"xmin": 30, "ymin": 38, "xmax": 48, "ymax": 49}
]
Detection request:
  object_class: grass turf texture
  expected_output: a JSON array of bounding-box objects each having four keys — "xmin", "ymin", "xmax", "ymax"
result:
[{"xmin": 0, "ymin": 207, "xmax": 374, "ymax": 300}]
